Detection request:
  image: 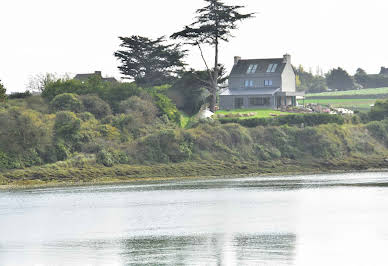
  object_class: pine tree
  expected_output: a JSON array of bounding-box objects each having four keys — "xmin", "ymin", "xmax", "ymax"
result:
[
  {"xmin": 114, "ymin": 36, "xmax": 186, "ymax": 87},
  {"xmin": 171, "ymin": 0, "xmax": 254, "ymax": 112}
]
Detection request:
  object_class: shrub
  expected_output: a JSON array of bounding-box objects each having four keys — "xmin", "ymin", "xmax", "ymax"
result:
[
  {"xmin": 54, "ymin": 111, "xmax": 81, "ymax": 140},
  {"xmin": 80, "ymin": 94, "xmax": 111, "ymax": 119},
  {"xmin": 119, "ymin": 96, "xmax": 157, "ymax": 122},
  {"xmin": 8, "ymin": 91, "xmax": 32, "ymax": 99},
  {"xmin": 50, "ymin": 93, "xmax": 82, "ymax": 113},
  {"xmin": 219, "ymin": 113, "xmax": 344, "ymax": 128},
  {"xmin": 96, "ymin": 149, "xmax": 115, "ymax": 167}
]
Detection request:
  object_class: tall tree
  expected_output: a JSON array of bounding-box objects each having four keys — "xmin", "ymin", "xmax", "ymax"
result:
[
  {"xmin": 354, "ymin": 68, "xmax": 368, "ymax": 88},
  {"xmin": 171, "ymin": 0, "xmax": 254, "ymax": 112},
  {"xmin": 0, "ymin": 80, "xmax": 6, "ymax": 103},
  {"xmin": 114, "ymin": 36, "xmax": 186, "ymax": 87},
  {"xmin": 326, "ymin": 67, "xmax": 355, "ymax": 91}
]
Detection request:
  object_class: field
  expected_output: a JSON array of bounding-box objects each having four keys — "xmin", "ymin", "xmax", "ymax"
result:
[
  {"xmin": 215, "ymin": 109, "xmax": 289, "ymax": 119},
  {"xmin": 304, "ymin": 87, "xmax": 388, "ymax": 111},
  {"xmin": 303, "ymin": 98, "xmax": 376, "ymax": 111},
  {"xmin": 306, "ymin": 87, "xmax": 388, "ymax": 98}
]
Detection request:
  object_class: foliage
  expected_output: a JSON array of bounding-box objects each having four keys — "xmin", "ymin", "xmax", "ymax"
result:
[
  {"xmin": 354, "ymin": 68, "xmax": 368, "ymax": 88},
  {"xmin": 295, "ymin": 65, "xmax": 328, "ymax": 93},
  {"xmin": 326, "ymin": 67, "xmax": 355, "ymax": 91},
  {"xmin": 0, "ymin": 80, "xmax": 6, "ymax": 103},
  {"xmin": 0, "ymin": 107, "xmax": 52, "ymax": 154},
  {"xmin": 42, "ymin": 77, "xmax": 143, "ymax": 113},
  {"xmin": 7, "ymin": 91, "xmax": 32, "ymax": 99},
  {"xmin": 54, "ymin": 111, "xmax": 81, "ymax": 141},
  {"xmin": 171, "ymin": 0, "xmax": 254, "ymax": 111},
  {"xmin": 170, "ymin": 70, "xmax": 210, "ymax": 115},
  {"xmin": 119, "ymin": 96, "xmax": 158, "ymax": 122},
  {"xmin": 80, "ymin": 94, "xmax": 112, "ymax": 119},
  {"xmin": 219, "ymin": 113, "xmax": 345, "ymax": 127},
  {"xmin": 369, "ymin": 98, "xmax": 388, "ymax": 121},
  {"xmin": 114, "ymin": 35, "xmax": 186, "ymax": 87},
  {"xmin": 50, "ymin": 93, "xmax": 82, "ymax": 113}
]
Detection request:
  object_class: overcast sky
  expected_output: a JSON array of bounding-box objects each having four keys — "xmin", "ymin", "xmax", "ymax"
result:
[{"xmin": 1, "ymin": 0, "xmax": 387, "ymax": 92}]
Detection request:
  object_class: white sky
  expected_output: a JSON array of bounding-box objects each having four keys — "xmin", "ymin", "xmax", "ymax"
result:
[{"xmin": 1, "ymin": 0, "xmax": 387, "ymax": 92}]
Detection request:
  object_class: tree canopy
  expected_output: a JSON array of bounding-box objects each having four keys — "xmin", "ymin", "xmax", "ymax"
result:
[
  {"xmin": 171, "ymin": 0, "xmax": 254, "ymax": 112},
  {"xmin": 326, "ymin": 67, "xmax": 355, "ymax": 91},
  {"xmin": 114, "ymin": 36, "xmax": 186, "ymax": 87},
  {"xmin": 0, "ymin": 80, "xmax": 6, "ymax": 103}
]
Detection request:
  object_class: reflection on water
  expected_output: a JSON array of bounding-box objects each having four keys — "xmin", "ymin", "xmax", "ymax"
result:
[
  {"xmin": 121, "ymin": 234, "xmax": 295, "ymax": 265},
  {"xmin": 1, "ymin": 172, "xmax": 388, "ymax": 265}
]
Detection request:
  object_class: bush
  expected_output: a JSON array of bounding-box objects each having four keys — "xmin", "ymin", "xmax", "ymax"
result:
[
  {"xmin": 80, "ymin": 94, "xmax": 111, "ymax": 119},
  {"xmin": 119, "ymin": 96, "xmax": 157, "ymax": 122},
  {"xmin": 54, "ymin": 111, "xmax": 81, "ymax": 141},
  {"xmin": 50, "ymin": 93, "xmax": 82, "ymax": 113},
  {"xmin": 96, "ymin": 149, "xmax": 115, "ymax": 167},
  {"xmin": 8, "ymin": 91, "xmax": 32, "ymax": 99},
  {"xmin": 219, "ymin": 113, "xmax": 345, "ymax": 128}
]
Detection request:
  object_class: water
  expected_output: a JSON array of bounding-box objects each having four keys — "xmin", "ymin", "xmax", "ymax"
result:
[{"xmin": 1, "ymin": 172, "xmax": 388, "ymax": 265}]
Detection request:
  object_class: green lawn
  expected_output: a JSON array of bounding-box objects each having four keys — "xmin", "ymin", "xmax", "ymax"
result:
[
  {"xmin": 216, "ymin": 109, "xmax": 290, "ymax": 119},
  {"xmin": 304, "ymin": 98, "xmax": 376, "ymax": 111},
  {"xmin": 306, "ymin": 87, "xmax": 388, "ymax": 97}
]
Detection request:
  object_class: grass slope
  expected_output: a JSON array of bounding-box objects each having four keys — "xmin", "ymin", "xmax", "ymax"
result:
[{"xmin": 216, "ymin": 109, "xmax": 289, "ymax": 119}]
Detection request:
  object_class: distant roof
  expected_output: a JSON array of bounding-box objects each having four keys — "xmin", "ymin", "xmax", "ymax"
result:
[
  {"xmin": 220, "ymin": 88, "xmax": 280, "ymax": 96},
  {"xmin": 230, "ymin": 58, "xmax": 286, "ymax": 75},
  {"xmin": 74, "ymin": 71, "xmax": 118, "ymax": 82}
]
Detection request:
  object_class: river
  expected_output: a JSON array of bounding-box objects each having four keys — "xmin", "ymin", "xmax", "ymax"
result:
[{"xmin": 1, "ymin": 172, "xmax": 388, "ymax": 265}]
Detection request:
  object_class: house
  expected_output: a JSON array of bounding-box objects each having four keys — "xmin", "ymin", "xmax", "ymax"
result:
[
  {"xmin": 219, "ymin": 54, "xmax": 304, "ymax": 110},
  {"xmin": 74, "ymin": 71, "xmax": 118, "ymax": 83}
]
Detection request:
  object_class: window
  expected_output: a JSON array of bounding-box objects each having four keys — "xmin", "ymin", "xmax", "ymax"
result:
[
  {"xmin": 249, "ymin": 97, "xmax": 270, "ymax": 106},
  {"xmin": 264, "ymin": 80, "xmax": 273, "ymax": 86},
  {"xmin": 245, "ymin": 80, "xmax": 254, "ymax": 87},
  {"xmin": 266, "ymin": 63, "xmax": 278, "ymax": 72},
  {"xmin": 235, "ymin": 97, "xmax": 244, "ymax": 108},
  {"xmin": 247, "ymin": 64, "xmax": 258, "ymax": 74}
]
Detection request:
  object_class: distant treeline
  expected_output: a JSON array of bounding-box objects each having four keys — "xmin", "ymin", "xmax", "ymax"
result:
[{"xmin": 295, "ymin": 66, "xmax": 388, "ymax": 93}]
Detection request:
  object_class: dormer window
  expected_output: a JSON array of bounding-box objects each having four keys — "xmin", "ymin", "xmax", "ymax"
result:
[
  {"xmin": 247, "ymin": 64, "xmax": 258, "ymax": 74},
  {"xmin": 266, "ymin": 63, "xmax": 278, "ymax": 72}
]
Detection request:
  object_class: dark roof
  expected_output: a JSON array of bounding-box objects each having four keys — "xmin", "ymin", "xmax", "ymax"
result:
[
  {"xmin": 230, "ymin": 58, "xmax": 286, "ymax": 75},
  {"xmin": 220, "ymin": 88, "xmax": 280, "ymax": 96},
  {"xmin": 74, "ymin": 71, "xmax": 118, "ymax": 82}
]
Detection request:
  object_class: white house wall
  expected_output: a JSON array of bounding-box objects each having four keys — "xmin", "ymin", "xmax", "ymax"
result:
[{"xmin": 280, "ymin": 63, "xmax": 296, "ymax": 92}]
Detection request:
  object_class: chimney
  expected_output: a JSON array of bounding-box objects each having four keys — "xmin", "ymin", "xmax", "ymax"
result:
[
  {"xmin": 234, "ymin": 56, "xmax": 241, "ymax": 65},
  {"xmin": 283, "ymin": 54, "xmax": 291, "ymax": 64}
]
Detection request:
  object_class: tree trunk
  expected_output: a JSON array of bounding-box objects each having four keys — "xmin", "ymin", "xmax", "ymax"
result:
[{"xmin": 210, "ymin": 19, "xmax": 219, "ymax": 113}]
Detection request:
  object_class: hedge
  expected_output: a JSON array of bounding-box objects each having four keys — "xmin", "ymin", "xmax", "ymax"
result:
[{"xmin": 219, "ymin": 113, "xmax": 345, "ymax": 127}]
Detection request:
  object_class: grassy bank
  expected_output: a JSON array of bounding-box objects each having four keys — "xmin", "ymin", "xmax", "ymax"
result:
[
  {"xmin": 1, "ymin": 156, "xmax": 387, "ymax": 189},
  {"xmin": 215, "ymin": 109, "xmax": 289, "ymax": 119}
]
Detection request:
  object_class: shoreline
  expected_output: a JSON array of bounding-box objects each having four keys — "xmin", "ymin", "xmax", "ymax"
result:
[{"xmin": 1, "ymin": 157, "xmax": 388, "ymax": 190}]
